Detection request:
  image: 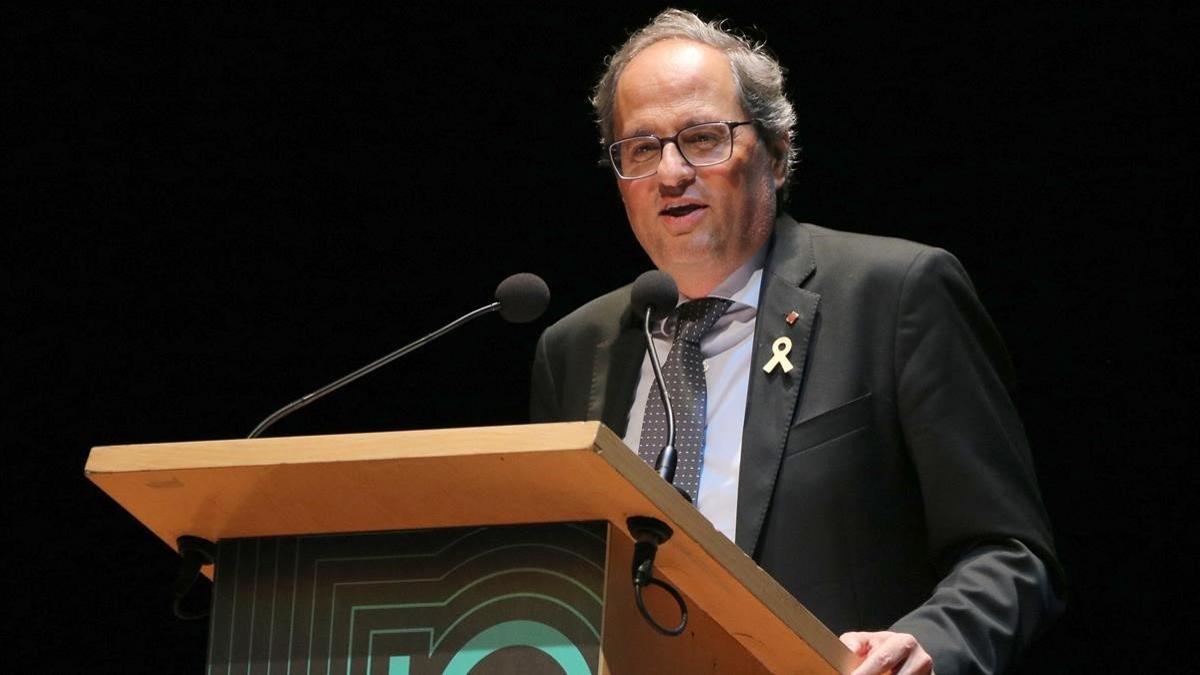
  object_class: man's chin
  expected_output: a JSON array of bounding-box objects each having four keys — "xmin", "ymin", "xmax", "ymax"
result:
[
  {"xmin": 657, "ymin": 240, "xmax": 719, "ymax": 268},
  {"xmin": 652, "ymin": 245, "xmax": 729, "ymax": 286}
]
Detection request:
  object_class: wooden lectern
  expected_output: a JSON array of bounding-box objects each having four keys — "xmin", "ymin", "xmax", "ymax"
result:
[{"xmin": 86, "ymin": 422, "xmax": 855, "ymax": 674}]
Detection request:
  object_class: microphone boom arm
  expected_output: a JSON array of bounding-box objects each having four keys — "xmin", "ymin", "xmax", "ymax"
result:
[{"xmin": 247, "ymin": 301, "xmax": 501, "ymax": 438}]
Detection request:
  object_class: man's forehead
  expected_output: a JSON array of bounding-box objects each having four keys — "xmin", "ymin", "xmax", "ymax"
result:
[
  {"xmin": 613, "ymin": 39, "xmax": 739, "ymax": 135},
  {"xmin": 627, "ymin": 39, "xmax": 723, "ymax": 76}
]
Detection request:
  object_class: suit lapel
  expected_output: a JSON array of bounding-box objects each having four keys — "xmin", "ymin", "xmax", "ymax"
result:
[
  {"xmin": 590, "ymin": 311, "xmax": 646, "ymax": 438},
  {"xmin": 736, "ymin": 217, "xmax": 820, "ymax": 556}
]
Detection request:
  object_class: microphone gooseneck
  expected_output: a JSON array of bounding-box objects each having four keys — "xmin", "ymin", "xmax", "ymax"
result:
[
  {"xmin": 629, "ymin": 270, "xmax": 681, "ymax": 486},
  {"xmin": 246, "ymin": 273, "xmax": 550, "ymax": 438},
  {"xmin": 630, "ymin": 272, "xmax": 694, "ymax": 638}
]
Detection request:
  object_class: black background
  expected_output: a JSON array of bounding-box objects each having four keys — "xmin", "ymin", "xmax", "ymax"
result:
[{"xmin": 7, "ymin": 3, "xmax": 1196, "ymax": 672}]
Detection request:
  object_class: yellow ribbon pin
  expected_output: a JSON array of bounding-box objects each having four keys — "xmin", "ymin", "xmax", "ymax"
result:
[{"xmin": 763, "ymin": 336, "xmax": 794, "ymax": 374}]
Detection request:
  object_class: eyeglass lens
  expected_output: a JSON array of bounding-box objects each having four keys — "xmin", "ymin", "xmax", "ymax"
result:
[{"xmin": 612, "ymin": 122, "xmax": 734, "ymax": 178}]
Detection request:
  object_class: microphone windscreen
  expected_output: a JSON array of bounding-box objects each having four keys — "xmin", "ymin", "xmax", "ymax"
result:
[
  {"xmin": 495, "ymin": 273, "xmax": 551, "ymax": 323},
  {"xmin": 630, "ymin": 270, "xmax": 678, "ymax": 322}
]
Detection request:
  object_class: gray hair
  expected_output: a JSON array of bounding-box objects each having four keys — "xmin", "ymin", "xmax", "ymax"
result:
[{"xmin": 591, "ymin": 9, "xmax": 798, "ymax": 194}]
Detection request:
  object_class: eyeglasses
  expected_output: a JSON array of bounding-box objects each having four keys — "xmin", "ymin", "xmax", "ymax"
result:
[{"xmin": 608, "ymin": 120, "xmax": 756, "ymax": 180}]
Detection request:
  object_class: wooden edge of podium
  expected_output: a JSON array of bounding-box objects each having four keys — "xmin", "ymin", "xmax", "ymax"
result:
[
  {"xmin": 590, "ymin": 424, "xmax": 853, "ymax": 674},
  {"xmin": 85, "ymin": 422, "xmax": 606, "ymax": 472}
]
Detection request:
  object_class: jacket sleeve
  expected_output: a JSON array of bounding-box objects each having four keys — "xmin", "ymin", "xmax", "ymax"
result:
[{"xmin": 887, "ymin": 248, "xmax": 1065, "ymax": 674}]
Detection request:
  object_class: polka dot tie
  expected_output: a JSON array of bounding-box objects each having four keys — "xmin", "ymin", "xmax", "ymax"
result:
[{"xmin": 637, "ymin": 297, "xmax": 732, "ymax": 501}]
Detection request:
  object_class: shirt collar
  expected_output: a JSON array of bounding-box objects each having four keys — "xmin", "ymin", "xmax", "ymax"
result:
[
  {"xmin": 704, "ymin": 242, "xmax": 767, "ymax": 311},
  {"xmin": 652, "ymin": 243, "xmax": 767, "ymax": 337}
]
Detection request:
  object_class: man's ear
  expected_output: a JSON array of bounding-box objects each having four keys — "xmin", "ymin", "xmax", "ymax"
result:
[{"xmin": 770, "ymin": 133, "xmax": 791, "ymax": 190}]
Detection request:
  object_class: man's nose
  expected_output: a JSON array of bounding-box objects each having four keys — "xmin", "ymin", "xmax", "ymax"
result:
[{"xmin": 657, "ymin": 141, "xmax": 695, "ymax": 189}]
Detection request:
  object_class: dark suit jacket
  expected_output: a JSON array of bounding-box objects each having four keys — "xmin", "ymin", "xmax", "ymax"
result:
[{"xmin": 531, "ymin": 216, "xmax": 1063, "ymax": 674}]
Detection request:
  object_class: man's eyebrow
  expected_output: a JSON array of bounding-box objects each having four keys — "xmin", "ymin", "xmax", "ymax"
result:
[
  {"xmin": 622, "ymin": 117, "xmax": 715, "ymax": 139},
  {"xmin": 620, "ymin": 126, "xmax": 655, "ymax": 138}
]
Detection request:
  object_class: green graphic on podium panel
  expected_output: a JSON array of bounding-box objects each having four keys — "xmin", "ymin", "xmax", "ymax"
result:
[
  {"xmin": 206, "ymin": 522, "xmax": 606, "ymax": 675},
  {"xmin": 380, "ymin": 621, "xmax": 590, "ymax": 675}
]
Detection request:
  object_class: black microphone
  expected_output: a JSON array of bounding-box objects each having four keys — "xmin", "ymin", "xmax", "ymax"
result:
[
  {"xmin": 629, "ymin": 270, "xmax": 687, "ymax": 496},
  {"xmin": 247, "ymin": 273, "xmax": 550, "ymax": 438},
  {"xmin": 629, "ymin": 271, "xmax": 695, "ymax": 635},
  {"xmin": 494, "ymin": 272, "xmax": 551, "ymax": 323},
  {"xmin": 630, "ymin": 270, "xmax": 678, "ymax": 324}
]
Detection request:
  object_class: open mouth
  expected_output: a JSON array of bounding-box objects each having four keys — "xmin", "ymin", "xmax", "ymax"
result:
[{"xmin": 660, "ymin": 203, "xmax": 706, "ymax": 217}]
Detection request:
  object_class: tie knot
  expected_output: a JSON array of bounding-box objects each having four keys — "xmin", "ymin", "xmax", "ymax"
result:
[{"xmin": 671, "ymin": 297, "xmax": 731, "ymax": 343}]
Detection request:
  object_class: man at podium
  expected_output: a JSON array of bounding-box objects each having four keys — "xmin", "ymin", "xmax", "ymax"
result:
[{"xmin": 530, "ymin": 9, "xmax": 1063, "ymax": 675}]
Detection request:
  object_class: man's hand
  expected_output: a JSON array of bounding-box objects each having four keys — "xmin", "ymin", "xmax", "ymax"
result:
[{"xmin": 840, "ymin": 631, "xmax": 934, "ymax": 675}]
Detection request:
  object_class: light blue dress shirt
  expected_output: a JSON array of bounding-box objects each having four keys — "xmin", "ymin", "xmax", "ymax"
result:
[{"xmin": 623, "ymin": 245, "xmax": 767, "ymax": 542}]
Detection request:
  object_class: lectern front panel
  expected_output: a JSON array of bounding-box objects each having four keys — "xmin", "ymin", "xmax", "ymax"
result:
[{"xmin": 206, "ymin": 522, "xmax": 606, "ymax": 675}]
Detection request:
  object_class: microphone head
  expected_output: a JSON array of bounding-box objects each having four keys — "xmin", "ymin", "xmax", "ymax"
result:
[
  {"xmin": 630, "ymin": 270, "xmax": 678, "ymax": 322},
  {"xmin": 494, "ymin": 273, "xmax": 550, "ymax": 323}
]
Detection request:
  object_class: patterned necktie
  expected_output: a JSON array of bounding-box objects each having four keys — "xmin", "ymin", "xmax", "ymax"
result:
[{"xmin": 637, "ymin": 297, "xmax": 732, "ymax": 500}]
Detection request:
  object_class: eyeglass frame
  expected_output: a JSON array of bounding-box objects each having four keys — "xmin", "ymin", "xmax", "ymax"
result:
[{"xmin": 606, "ymin": 119, "xmax": 758, "ymax": 180}]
